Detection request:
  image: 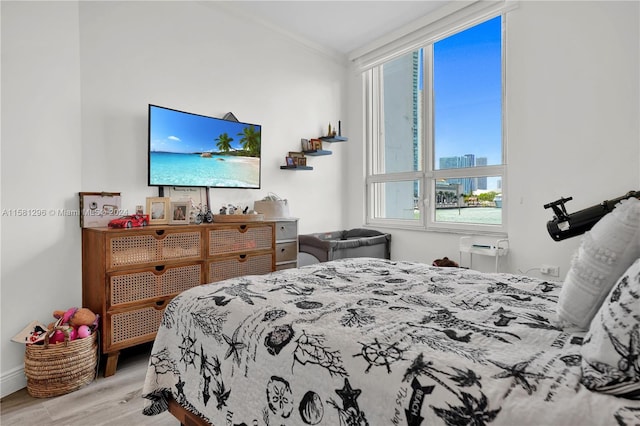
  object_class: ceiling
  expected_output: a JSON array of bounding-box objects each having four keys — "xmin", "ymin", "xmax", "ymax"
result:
[{"xmin": 223, "ymin": 1, "xmax": 451, "ymax": 56}]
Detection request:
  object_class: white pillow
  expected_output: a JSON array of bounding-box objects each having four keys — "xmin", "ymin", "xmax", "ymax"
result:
[
  {"xmin": 581, "ymin": 258, "xmax": 640, "ymax": 398},
  {"xmin": 557, "ymin": 197, "xmax": 640, "ymax": 329}
]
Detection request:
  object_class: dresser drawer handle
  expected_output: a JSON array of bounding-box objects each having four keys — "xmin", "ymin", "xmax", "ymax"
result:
[
  {"xmin": 239, "ymin": 225, "xmax": 247, "ymax": 232},
  {"xmin": 155, "ymin": 265, "xmax": 165, "ymax": 272},
  {"xmin": 155, "ymin": 230, "xmax": 165, "ymax": 236},
  {"xmin": 155, "ymin": 300, "xmax": 167, "ymax": 308},
  {"xmin": 239, "ymin": 254, "xmax": 247, "ymax": 260}
]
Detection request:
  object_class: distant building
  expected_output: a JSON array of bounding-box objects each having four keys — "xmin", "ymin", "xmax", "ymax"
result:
[
  {"xmin": 476, "ymin": 157, "xmax": 487, "ymax": 190},
  {"xmin": 439, "ymin": 154, "xmax": 477, "ymax": 194}
]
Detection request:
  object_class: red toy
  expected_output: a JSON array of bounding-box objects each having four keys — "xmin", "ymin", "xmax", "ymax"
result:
[{"xmin": 108, "ymin": 214, "xmax": 149, "ymax": 228}]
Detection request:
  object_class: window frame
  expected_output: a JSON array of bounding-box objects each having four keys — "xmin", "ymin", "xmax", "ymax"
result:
[{"xmin": 364, "ymin": 14, "xmax": 507, "ymax": 235}]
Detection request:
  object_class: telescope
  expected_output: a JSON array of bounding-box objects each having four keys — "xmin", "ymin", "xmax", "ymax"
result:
[{"xmin": 544, "ymin": 190, "xmax": 639, "ymax": 241}]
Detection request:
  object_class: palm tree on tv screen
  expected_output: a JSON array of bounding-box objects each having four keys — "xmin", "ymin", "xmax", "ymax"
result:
[
  {"xmin": 238, "ymin": 125, "xmax": 261, "ymax": 157},
  {"xmin": 215, "ymin": 133, "xmax": 234, "ymax": 153}
]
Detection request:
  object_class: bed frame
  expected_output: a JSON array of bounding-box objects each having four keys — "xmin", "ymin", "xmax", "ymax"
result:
[{"xmin": 167, "ymin": 397, "xmax": 212, "ymax": 426}]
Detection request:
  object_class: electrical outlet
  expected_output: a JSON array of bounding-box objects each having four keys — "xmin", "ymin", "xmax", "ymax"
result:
[{"xmin": 540, "ymin": 264, "xmax": 560, "ymax": 277}]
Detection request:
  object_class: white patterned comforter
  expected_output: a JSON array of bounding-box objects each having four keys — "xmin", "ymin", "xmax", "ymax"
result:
[{"xmin": 142, "ymin": 258, "xmax": 640, "ymax": 425}]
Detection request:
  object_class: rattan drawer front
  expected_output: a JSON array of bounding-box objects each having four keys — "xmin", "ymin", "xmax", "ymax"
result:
[
  {"xmin": 208, "ymin": 253, "xmax": 273, "ymax": 282},
  {"xmin": 108, "ymin": 231, "xmax": 201, "ymax": 269},
  {"xmin": 109, "ymin": 263, "xmax": 202, "ymax": 307},
  {"xmin": 161, "ymin": 232, "xmax": 201, "ymax": 260},
  {"xmin": 276, "ymin": 221, "xmax": 297, "ymax": 241},
  {"xmin": 208, "ymin": 225, "xmax": 273, "ymax": 256},
  {"xmin": 276, "ymin": 241, "xmax": 297, "ymax": 263},
  {"xmin": 109, "ymin": 234, "xmax": 160, "ymax": 268},
  {"xmin": 109, "ymin": 304, "xmax": 166, "ymax": 346}
]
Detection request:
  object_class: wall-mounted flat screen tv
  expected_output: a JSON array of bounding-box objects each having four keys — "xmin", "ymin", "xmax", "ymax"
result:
[{"xmin": 148, "ymin": 104, "xmax": 261, "ymax": 188}]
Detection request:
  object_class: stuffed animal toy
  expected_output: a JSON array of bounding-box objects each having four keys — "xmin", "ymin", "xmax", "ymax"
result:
[
  {"xmin": 432, "ymin": 257, "xmax": 460, "ymax": 268},
  {"xmin": 53, "ymin": 307, "xmax": 97, "ymax": 328},
  {"xmin": 48, "ymin": 307, "xmax": 98, "ymax": 344}
]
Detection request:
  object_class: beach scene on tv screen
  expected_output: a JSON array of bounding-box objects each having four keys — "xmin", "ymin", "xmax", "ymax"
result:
[{"xmin": 149, "ymin": 106, "xmax": 261, "ymax": 188}]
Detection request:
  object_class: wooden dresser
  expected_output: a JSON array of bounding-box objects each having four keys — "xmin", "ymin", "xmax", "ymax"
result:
[{"xmin": 82, "ymin": 221, "xmax": 275, "ymax": 376}]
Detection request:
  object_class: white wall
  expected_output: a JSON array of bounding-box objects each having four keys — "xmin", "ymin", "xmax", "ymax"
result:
[
  {"xmin": 1, "ymin": 1, "xmax": 83, "ymax": 397},
  {"xmin": 346, "ymin": 1, "xmax": 639, "ymax": 276},
  {"xmin": 1, "ymin": 1, "xmax": 347, "ymax": 397}
]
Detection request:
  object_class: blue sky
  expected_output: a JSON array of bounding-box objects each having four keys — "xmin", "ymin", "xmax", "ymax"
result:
[
  {"xmin": 433, "ymin": 16, "xmax": 502, "ymax": 168},
  {"xmin": 149, "ymin": 105, "xmax": 260, "ymax": 153}
]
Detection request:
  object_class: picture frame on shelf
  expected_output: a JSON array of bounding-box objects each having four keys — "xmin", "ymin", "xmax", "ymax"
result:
[
  {"xmin": 310, "ymin": 139, "xmax": 322, "ymax": 151},
  {"xmin": 297, "ymin": 157, "xmax": 307, "ymax": 166},
  {"xmin": 288, "ymin": 151, "xmax": 305, "ymax": 165},
  {"xmin": 169, "ymin": 201, "xmax": 190, "ymax": 225},
  {"xmin": 300, "ymin": 138, "xmax": 310, "ymax": 151},
  {"xmin": 146, "ymin": 197, "xmax": 170, "ymax": 224},
  {"xmin": 285, "ymin": 157, "xmax": 295, "ymax": 167}
]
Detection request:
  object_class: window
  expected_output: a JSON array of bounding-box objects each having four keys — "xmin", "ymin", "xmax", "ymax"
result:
[{"xmin": 365, "ymin": 15, "xmax": 505, "ymax": 233}]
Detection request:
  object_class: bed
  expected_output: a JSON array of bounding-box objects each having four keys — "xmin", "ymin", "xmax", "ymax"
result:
[{"xmin": 142, "ymin": 255, "xmax": 640, "ymax": 426}]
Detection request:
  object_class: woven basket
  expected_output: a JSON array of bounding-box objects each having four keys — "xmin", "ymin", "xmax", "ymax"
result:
[{"xmin": 24, "ymin": 328, "xmax": 98, "ymax": 398}]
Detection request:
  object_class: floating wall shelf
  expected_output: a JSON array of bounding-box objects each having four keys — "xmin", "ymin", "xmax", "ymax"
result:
[
  {"xmin": 280, "ymin": 165, "xmax": 313, "ymax": 171},
  {"xmin": 320, "ymin": 136, "xmax": 348, "ymax": 142},
  {"xmin": 303, "ymin": 149, "xmax": 332, "ymax": 156},
  {"xmin": 280, "ymin": 132, "xmax": 347, "ymax": 170}
]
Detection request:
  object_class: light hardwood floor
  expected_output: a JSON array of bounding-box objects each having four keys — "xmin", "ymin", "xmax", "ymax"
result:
[{"xmin": 1, "ymin": 343, "xmax": 177, "ymax": 426}]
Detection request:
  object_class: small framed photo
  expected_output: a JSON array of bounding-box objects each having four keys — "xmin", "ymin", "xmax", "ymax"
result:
[
  {"xmin": 288, "ymin": 151, "xmax": 306, "ymax": 165},
  {"xmin": 297, "ymin": 157, "xmax": 307, "ymax": 166},
  {"xmin": 310, "ymin": 139, "xmax": 322, "ymax": 151},
  {"xmin": 285, "ymin": 157, "xmax": 295, "ymax": 167},
  {"xmin": 146, "ymin": 197, "xmax": 170, "ymax": 225},
  {"xmin": 169, "ymin": 201, "xmax": 190, "ymax": 225}
]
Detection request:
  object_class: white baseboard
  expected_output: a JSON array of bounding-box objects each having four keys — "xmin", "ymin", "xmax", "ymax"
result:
[{"xmin": 0, "ymin": 365, "xmax": 26, "ymax": 399}]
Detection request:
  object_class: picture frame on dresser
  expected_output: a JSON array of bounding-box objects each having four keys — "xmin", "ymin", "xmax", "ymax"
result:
[
  {"xmin": 78, "ymin": 191, "xmax": 122, "ymax": 228},
  {"xmin": 146, "ymin": 197, "xmax": 169, "ymax": 224},
  {"xmin": 170, "ymin": 201, "xmax": 190, "ymax": 225}
]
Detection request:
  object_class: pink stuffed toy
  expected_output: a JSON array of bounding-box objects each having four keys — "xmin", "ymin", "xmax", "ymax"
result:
[{"xmin": 48, "ymin": 307, "xmax": 98, "ymax": 343}]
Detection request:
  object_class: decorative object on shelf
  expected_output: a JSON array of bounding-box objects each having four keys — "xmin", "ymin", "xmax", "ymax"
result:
[
  {"xmin": 288, "ymin": 151, "xmax": 305, "ymax": 164},
  {"xmin": 281, "ymin": 152, "xmax": 309, "ymax": 169},
  {"xmin": 78, "ymin": 192, "xmax": 122, "ymax": 228},
  {"xmin": 320, "ymin": 120, "xmax": 348, "ymax": 142},
  {"xmin": 301, "ymin": 138, "xmax": 310, "ymax": 151},
  {"xmin": 310, "ymin": 138, "xmax": 322, "ymax": 151},
  {"xmin": 146, "ymin": 197, "xmax": 170, "ymax": 225},
  {"xmin": 170, "ymin": 201, "xmax": 190, "ymax": 225}
]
